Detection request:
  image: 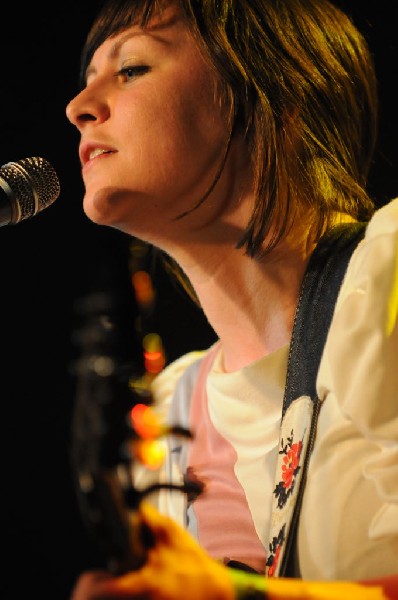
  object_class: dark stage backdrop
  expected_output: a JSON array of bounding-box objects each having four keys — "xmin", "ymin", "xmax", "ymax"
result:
[{"xmin": 0, "ymin": 3, "xmax": 396, "ymax": 599}]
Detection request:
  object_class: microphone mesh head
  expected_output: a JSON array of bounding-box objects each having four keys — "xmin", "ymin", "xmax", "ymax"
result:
[{"xmin": 0, "ymin": 156, "xmax": 60, "ymax": 223}]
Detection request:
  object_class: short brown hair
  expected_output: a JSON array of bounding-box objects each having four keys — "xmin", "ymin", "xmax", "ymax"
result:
[{"xmin": 81, "ymin": 0, "xmax": 378, "ymax": 261}]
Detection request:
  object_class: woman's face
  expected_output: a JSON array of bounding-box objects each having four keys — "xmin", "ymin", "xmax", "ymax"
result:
[{"xmin": 66, "ymin": 3, "xmax": 235, "ymax": 244}]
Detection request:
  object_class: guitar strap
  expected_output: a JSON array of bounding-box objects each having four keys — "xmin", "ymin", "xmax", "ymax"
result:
[
  {"xmin": 167, "ymin": 221, "xmax": 367, "ymax": 580},
  {"xmin": 266, "ymin": 221, "xmax": 367, "ymax": 578}
]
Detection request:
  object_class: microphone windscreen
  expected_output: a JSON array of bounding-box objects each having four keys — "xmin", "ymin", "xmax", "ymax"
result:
[{"xmin": 0, "ymin": 156, "xmax": 60, "ymax": 225}]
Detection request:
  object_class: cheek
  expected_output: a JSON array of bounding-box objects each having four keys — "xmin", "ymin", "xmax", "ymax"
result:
[
  {"xmin": 175, "ymin": 74, "xmax": 227, "ymax": 147},
  {"xmin": 121, "ymin": 97, "xmax": 226, "ymax": 188},
  {"xmin": 111, "ymin": 67, "xmax": 230, "ymax": 210},
  {"xmin": 142, "ymin": 69, "xmax": 226, "ymax": 149}
]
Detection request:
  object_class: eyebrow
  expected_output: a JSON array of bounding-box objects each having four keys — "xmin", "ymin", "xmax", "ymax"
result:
[{"xmin": 85, "ymin": 12, "xmax": 181, "ymax": 81}]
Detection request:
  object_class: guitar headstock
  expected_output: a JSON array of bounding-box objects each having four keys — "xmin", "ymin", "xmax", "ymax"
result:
[{"xmin": 70, "ymin": 288, "xmax": 202, "ymax": 574}]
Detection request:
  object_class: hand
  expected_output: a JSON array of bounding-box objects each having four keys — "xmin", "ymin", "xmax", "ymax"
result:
[
  {"xmin": 70, "ymin": 501, "xmax": 235, "ymax": 600},
  {"xmin": 70, "ymin": 501, "xmax": 397, "ymax": 600}
]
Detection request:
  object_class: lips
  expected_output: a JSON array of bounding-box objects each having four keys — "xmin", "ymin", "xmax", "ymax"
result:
[{"xmin": 79, "ymin": 142, "xmax": 116, "ymax": 167}]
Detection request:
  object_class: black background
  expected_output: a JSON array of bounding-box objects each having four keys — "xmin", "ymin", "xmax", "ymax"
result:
[{"xmin": 0, "ymin": 3, "xmax": 396, "ymax": 599}]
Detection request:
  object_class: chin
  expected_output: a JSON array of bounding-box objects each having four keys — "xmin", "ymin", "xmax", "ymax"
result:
[
  {"xmin": 83, "ymin": 188, "xmax": 127, "ymax": 226},
  {"xmin": 83, "ymin": 202, "xmax": 113, "ymax": 226}
]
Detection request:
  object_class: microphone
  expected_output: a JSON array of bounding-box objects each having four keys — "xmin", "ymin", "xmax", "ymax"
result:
[{"xmin": 0, "ymin": 156, "xmax": 60, "ymax": 226}]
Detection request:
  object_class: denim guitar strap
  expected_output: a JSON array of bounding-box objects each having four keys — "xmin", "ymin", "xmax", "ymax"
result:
[{"xmin": 265, "ymin": 222, "xmax": 367, "ymax": 578}]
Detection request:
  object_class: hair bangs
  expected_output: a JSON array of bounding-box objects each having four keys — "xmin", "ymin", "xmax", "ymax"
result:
[{"xmin": 79, "ymin": 0, "xmax": 162, "ymax": 87}]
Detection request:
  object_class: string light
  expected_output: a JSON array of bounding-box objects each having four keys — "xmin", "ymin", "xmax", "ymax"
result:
[
  {"xmin": 130, "ymin": 403, "xmax": 162, "ymax": 440},
  {"xmin": 143, "ymin": 332, "xmax": 166, "ymax": 375},
  {"xmin": 132, "ymin": 438, "xmax": 167, "ymax": 470},
  {"xmin": 131, "ymin": 270, "xmax": 155, "ymax": 313},
  {"xmin": 128, "ymin": 239, "xmax": 168, "ymax": 470}
]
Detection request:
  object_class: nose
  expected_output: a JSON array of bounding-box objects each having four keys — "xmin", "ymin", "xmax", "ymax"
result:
[{"xmin": 66, "ymin": 86, "xmax": 109, "ymax": 130}]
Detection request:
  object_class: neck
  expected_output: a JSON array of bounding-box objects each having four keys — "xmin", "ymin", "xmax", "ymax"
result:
[{"xmin": 170, "ymin": 226, "xmax": 316, "ymax": 373}]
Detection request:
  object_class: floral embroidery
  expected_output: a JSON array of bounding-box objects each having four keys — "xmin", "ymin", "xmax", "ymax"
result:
[
  {"xmin": 273, "ymin": 429, "xmax": 303, "ymax": 509},
  {"xmin": 266, "ymin": 524, "xmax": 286, "ymax": 577}
]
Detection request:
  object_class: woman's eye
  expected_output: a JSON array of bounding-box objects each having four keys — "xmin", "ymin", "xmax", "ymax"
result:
[{"xmin": 117, "ymin": 65, "xmax": 149, "ymax": 81}]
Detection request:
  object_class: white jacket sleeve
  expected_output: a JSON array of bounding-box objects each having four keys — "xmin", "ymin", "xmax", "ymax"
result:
[
  {"xmin": 300, "ymin": 198, "xmax": 398, "ymax": 579},
  {"xmin": 321, "ymin": 199, "xmax": 398, "ymax": 512}
]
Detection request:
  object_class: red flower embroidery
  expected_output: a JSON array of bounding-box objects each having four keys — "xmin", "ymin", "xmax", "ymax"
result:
[
  {"xmin": 281, "ymin": 441, "xmax": 303, "ymax": 489},
  {"xmin": 266, "ymin": 524, "xmax": 286, "ymax": 577},
  {"xmin": 268, "ymin": 544, "xmax": 281, "ymax": 577},
  {"xmin": 273, "ymin": 429, "xmax": 303, "ymax": 508}
]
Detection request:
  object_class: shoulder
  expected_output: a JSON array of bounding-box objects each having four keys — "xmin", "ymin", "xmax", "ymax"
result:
[
  {"xmin": 319, "ymin": 196, "xmax": 398, "ymax": 437},
  {"xmin": 336, "ymin": 197, "xmax": 398, "ymax": 309},
  {"xmin": 326, "ymin": 197, "xmax": 398, "ymax": 359},
  {"xmin": 366, "ymin": 196, "xmax": 398, "ymax": 238}
]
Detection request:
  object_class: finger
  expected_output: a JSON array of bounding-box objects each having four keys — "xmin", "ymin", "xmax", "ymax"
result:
[
  {"xmin": 70, "ymin": 571, "xmax": 114, "ymax": 600},
  {"xmin": 138, "ymin": 503, "xmax": 185, "ymax": 542},
  {"xmin": 138, "ymin": 502, "xmax": 204, "ymax": 551},
  {"xmin": 70, "ymin": 570, "xmax": 151, "ymax": 600}
]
